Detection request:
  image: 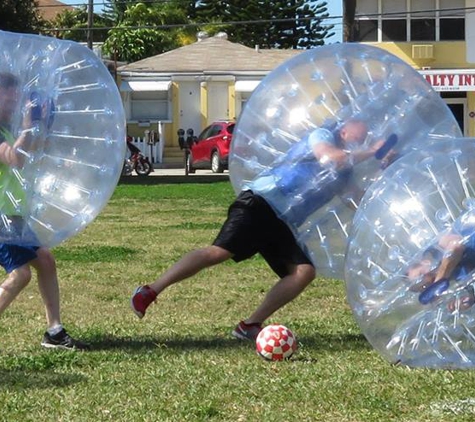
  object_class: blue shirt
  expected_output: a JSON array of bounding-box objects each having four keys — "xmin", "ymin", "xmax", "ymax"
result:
[{"xmin": 251, "ymin": 128, "xmax": 351, "ymax": 227}]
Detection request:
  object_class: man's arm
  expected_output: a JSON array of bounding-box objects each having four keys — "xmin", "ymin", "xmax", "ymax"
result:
[
  {"xmin": 435, "ymin": 233, "xmax": 465, "ymax": 281},
  {"xmin": 312, "ymin": 142, "xmax": 351, "ymax": 170},
  {"xmin": 312, "ymin": 139, "xmax": 384, "ymax": 170},
  {"xmin": 0, "ymin": 129, "xmax": 33, "ymax": 168},
  {"xmin": 0, "ymin": 100, "xmax": 34, "ymax": 168}
]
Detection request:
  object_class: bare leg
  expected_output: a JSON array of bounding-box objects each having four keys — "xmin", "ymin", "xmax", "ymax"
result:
[
  {"xmin": 0, "ymin": 265, "xmax": 32, "ymax": 315},
  {"xmin": 149, "ymin": 245, "xmax": 233, "ymax": 295},
  {"xmin": 30, "ymin": 248, "xmax": 61, "ymax": 329},
  {"xmin": 245, "ymin": 263, "xmax": 315, "ymax": 324}
]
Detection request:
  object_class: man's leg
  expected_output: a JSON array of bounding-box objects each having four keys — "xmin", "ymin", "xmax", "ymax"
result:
[
  {"xmin": 245, "ymin": 263, "xmax": 315, "ymax": 324},
  {"xmin": 149, "ymin": 245, "xmax": 233, "ymax": 294},
  {"xmin": 30, "ymin": 248, "xmax": 61, "ymax": 328},
  {"xmin": 31, "ymin": 247, "xmax": 89, "ymax": 350},
  {"xmin": 231, "ymin": 263, "xmax": 315, "ymax": 341},
  {"xmin": 0, "ymin": 265, "xmax": 32, "ymax": 314},
  {"xmin": 131, "ymin": 245, "xmax": 233, "ymax": 318}
]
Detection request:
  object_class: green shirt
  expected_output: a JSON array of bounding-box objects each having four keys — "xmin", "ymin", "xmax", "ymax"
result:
[{"xmin": 0, "ymin": 126, "xmax": 27, "ymax": 216}]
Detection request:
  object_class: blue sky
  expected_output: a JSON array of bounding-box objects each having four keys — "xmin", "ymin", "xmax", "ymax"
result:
[{"xmin": 60, "ymin": 0, "xmax": 343, "ymax": 43}]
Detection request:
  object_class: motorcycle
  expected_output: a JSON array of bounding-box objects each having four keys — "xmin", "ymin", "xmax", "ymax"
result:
[{"xmin": 122, "ymin": 152, "xmax": 153, "ymax": 176}]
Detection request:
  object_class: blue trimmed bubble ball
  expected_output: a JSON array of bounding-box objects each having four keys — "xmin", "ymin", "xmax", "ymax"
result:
[
  {"xmin": 229, "ymin": 43, "xmax": 461, "ymax": 279},
  {"xmin": 0, "ymin": 31, "xmax": 126, "ymax": 247},
  {"xmin": 346, "ymin": 138, "xmax": 475, "ymax": 368}
]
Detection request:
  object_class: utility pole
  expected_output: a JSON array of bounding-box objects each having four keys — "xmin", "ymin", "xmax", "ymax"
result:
[{"xmin": 87, "ymin": 0, "xmax": 94, "ymax": 50}]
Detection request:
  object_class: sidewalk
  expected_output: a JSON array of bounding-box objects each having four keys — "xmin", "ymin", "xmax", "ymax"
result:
[
  {"xmin": 149, "ymin": 167, "xmax": 228, "ymax": 177},
  {"xmin": 119, "ymin": 166, "xmax": 230, "ymax": 184}
]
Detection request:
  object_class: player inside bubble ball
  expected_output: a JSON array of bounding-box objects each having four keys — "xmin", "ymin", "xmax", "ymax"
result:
[
  {"xmin": 250, "ymin": 119, "xmax": 396, "ymax": 226},
  {"xmin": 131, "ymin": 119, "xmax": 393, "ymax": 340},
  {"xmin": 0, "ymin": 72, "xmax": 88, "ymax": 350},
  {"xmin": 406, "ymin": 216, "xmax": 475, "ymax": 312}
]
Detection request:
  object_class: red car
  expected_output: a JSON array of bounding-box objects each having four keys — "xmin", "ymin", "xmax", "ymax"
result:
[{"xmin": 187, "ymin": 121, "xmax": 235, "ymax": 173}]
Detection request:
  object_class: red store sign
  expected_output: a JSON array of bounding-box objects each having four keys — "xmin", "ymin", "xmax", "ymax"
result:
[{"xmin": 420, "ymin": 70, "xmax": 475, "ymax": 92}]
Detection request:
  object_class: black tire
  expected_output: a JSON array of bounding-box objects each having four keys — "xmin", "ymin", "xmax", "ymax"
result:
[
  {"xmin": 211, "ymin": 151, "xmax": 224, "ymax": 173},
  {"xmin": 186, "ymin": 152, "xmax": 196, "ymax": 174},
  {"xmin": 135, "ymin": 159, "xmax": 152, "ymax": 176}
]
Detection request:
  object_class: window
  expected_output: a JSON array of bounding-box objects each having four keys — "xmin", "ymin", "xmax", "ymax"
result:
[
  {"xmin": 355, "ymin": 0, "xmax": 379, "ymax": 41},
  {"xmin": 411, "ymin": 0, "xmax": 435, "ymax": 40},
  {"xmin": 355, "ymin": 20, "xmax": 378, "ymax": 41},
  {"xmin": 131, "ymin": 90, "xmax": 170, "ymax": 121},
  {"xmin": 354, "ymin": 0, "xmax": 465, "ymax": 42},
  {"xmin": 381, "ymin": 0, "xmax": 407, "ymax": 41},
  {"xmin": 198, "ymin": 125, "xmax": 214, "ymax": 140},
  {"xmin": 382, "ymin": 20, "xmax": 407, "ymax": 41},
  {"xmin": 208, "ymin": 125, "xmax": 222, "ymax": 137},
  {"xmin": 440, "ymin": 19, "xmax": 464, "ymax": 40},
  {"xmin": 440, "ymin": 0, "xmax": 464, "ymax": 40}
]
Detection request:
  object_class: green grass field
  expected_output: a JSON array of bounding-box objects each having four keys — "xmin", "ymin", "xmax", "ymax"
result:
[{"xmin": 1, "ymin": 180, "xmax": 475, "ymax": 421}]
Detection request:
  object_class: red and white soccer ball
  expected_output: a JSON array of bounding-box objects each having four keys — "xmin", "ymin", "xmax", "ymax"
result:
[{"xmin": 256, "ymin": 324, "xmax": 297, "ymax": 361}]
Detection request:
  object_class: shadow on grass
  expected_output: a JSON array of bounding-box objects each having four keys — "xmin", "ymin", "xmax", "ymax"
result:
[
  {"xmin": 119, "ymin": 174, "xmax": 229, "ymax": 185},
  {"xmin": 87, "ymin": 332, "xmax": 370, "ymax": 353},
  {"xmin": 0, "ymin": 370, "xmax": 85, "ymax": 389},
  {"xmin": 298, "ymin": 332, "xmax": 370, "ymax": 350},
  {"xmin": 87, "ymin": 334, "xmax": 243, "ymax": 352}
]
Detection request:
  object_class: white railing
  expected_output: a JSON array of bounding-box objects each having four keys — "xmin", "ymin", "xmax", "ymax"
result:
[
  {"xmin": 128, "ymin": 122, "xmax": 166, "ymax": 164},
  {"xmin": 129, "ymin": 137, "xmax": 163, "ymax": 164}
]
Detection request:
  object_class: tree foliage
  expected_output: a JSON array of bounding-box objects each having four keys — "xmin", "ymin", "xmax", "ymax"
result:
[
  {"xmin": 102, "ymin": 0, "xmax": 137, "ymax": 24},
  {"xmin": 0, "ymin": 0, "xmax": 44, "ymax": 33},
  {"xmin": 37, "ymin": 0, "xmax": 334, "ymax": 63},
  {"xmin": 102, "ymin": 1, "xmax": 192, "ymax": 63},
  {"xmin": 196, "ymin": 0, "xmax": 334, "ymax": 49},
  {"xmin": 43, "ymin": 6, "xmax": 112, "ymax": 42}
]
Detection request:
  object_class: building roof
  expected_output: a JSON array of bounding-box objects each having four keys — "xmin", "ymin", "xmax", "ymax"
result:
[
  {"xmin": 37, "ymin": 0, "xmax": 75, "ymax": 21},
  {"xmin": 118, "ymin": 35, "xmax": 303, "ymax": 75}
]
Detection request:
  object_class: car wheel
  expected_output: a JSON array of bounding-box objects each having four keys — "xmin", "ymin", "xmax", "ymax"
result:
[
  {"xmin": 186, "ymin": 152, "xmax": 196, "ymax": 174},
  {"xmin": 211, "ymin": 151, "xmax": 224, "ymax": 173}
]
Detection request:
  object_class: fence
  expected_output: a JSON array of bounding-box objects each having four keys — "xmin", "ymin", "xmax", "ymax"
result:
[
  {"xmin": 128, "ymin": 136, "xmax": 164, "ymax": 164},
  {"xmin": 128, "ymin": 122, "xmax": 167, "ymax": 164}
]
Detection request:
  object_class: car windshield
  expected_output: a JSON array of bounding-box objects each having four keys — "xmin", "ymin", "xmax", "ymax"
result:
[{"xmin": 227, "ymin": 124, "xmax": 235, "ymax": 134}]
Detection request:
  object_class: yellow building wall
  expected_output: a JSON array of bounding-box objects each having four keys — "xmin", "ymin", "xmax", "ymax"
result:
[
  {"xmin": 200, "ymin": 82, "xmax": 208, "ymax": 128},
  {"xmin": 365, "ymin": 41, "xmax": 475, "ymax": 136},
  {"xmin": 367, "ymin": 41, "xmax": 467, "ymax": 69},
  {"xmin": 229, "ymin": 82, "xmax": 236, "ymax": 122}
]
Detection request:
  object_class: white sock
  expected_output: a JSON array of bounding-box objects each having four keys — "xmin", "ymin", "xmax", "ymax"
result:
[{"xmin": 47, "ymin": 324, "xmax": 64, "ymax": 336}]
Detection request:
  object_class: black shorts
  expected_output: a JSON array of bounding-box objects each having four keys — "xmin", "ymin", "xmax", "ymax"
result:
[{"xmin": 213, "ymin": 190, "xmax": 313, "ymax": 278}]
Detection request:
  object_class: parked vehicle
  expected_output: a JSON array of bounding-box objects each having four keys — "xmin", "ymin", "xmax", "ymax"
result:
[
  {"xmin": 186, "ymin": 121, "xmax": 235, "ymax": 174},
  {"xmin": 122, "ymin": 151, "xmax": 153, "ymax": 176}
]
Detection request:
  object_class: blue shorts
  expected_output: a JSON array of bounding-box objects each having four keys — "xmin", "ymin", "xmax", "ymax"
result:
[{"xmin": 0, "ymin": 244, "xmax": 39, "ymax": 274}]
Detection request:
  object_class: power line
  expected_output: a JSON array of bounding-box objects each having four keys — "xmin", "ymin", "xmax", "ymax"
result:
[
  {"xmin": 46, "ymin": 14, "xmax": 335, "ymax": 32},
  {"xmin": 38, "ymin": 2, "xmax": 470, "ymax": 33}
]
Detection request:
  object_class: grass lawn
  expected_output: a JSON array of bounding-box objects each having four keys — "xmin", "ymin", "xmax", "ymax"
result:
[{"xmin": 1, "ymin": 179, "xmax": 475, "ymax": 421}]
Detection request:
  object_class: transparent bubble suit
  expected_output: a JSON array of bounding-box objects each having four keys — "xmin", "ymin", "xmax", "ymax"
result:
[
  {"xmin": 346, "ymin": 139, "xmax": 475, "ymax": 368},
  {"xmin": 0, "ymin": 31, "xmax": 126, "ymax": 247},
  {"xmin": 229, "ymin": 43, "xmax": 461, "ymax": 279}
]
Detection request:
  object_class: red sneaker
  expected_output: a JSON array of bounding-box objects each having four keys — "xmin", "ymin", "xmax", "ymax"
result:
[
  {"xmin": 131, "ymin": 285, "xmax": 157, "ymax": 318},
  {"xmin": 231, "ymin": 320, "xmax": 263, "ymax": 341}
]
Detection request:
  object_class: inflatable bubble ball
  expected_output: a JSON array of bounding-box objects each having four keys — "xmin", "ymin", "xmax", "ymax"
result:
[
  {"xmin": 346, "ymin": 138, "xmax": 475, "ymax": 368},
  {"xmin": 0, "ymin": 30, "xmax": 126, "ymax": 247},
  {"xmin": 229, "ymin": 43, "xmax": 462, "ymax": 279}
]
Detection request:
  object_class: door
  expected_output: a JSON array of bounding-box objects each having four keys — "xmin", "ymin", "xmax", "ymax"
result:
[
  {"xmin": 207, "ymin": 82, "xmax": 229, "ymax": 124},
  {"xmin": 179, "ymin": 81, "xmax": 201, "ymax": 136},
  {"xmin": 445, "ymin": 98, "xmax": 467, "ymax": 136}
]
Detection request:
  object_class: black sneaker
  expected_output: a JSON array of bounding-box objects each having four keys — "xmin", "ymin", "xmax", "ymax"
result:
[{"xmin": 41, "ymin": 329, "xmax": 90, "ymax": 350}]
